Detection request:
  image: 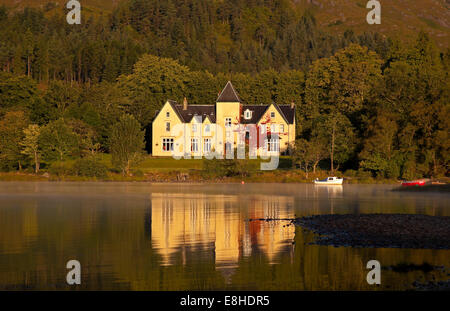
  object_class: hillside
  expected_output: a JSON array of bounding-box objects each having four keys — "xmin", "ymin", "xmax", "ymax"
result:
[
  {"xmin": 1, "ymin": 0, "xmax": 449, "ymax": 47},
  {"xmin": 0, "ymin": 0, "xmax": 119, "ymax": 18},
  {"xmin": 0, "ymin": 0, "xmax": 119, "ymax": 11},
  {"xmin": 296, "ymin": 0, "xmax": 450, "ymax": 48}
]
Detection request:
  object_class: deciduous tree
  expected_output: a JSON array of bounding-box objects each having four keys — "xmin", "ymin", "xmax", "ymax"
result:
[
  {"xmin": 109, "ymin": 114, "xmax": 145, "ymax": 175},
  {"xmin": 0, "ymin": 110, "xmax": 29, "ymax": 171},
  {"xmin": 20, "ymin": 124, "xmax": 41, "ymax": 173},
  {"xmin": 39, "ymin": 119, "xmax": 78, "ymax": 162}
]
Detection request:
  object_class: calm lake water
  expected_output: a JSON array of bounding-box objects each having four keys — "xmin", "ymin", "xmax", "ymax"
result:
[{"xmin": 0, "ymin": 182, "xmax": 448, "ymax": 290}]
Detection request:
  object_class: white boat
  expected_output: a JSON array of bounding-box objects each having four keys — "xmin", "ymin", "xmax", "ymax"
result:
[{"xmin": 314, "ymin": 177, "xmax": 343, "ymax": 185}]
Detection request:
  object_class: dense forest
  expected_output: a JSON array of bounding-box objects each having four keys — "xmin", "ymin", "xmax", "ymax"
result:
[
  {"xmin": 0, "ymin": 0, "xmax": 392, "ymax": 81},
  {"xmin": 0, "ymin": 0, "xmax": 448, "ymax": 179}
]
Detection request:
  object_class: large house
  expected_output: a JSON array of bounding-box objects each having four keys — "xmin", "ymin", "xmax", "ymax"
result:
[{"xmin": 152, "ymin": 81, "xmax": 295, "ymax": 157}]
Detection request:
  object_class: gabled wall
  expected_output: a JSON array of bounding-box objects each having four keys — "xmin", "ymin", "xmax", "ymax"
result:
[{"xmin": 152, "ymin": 101, "xmax": 183, "ymax": 157}]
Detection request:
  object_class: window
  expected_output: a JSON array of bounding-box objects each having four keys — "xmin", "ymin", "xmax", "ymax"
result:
[
  {"xmin": 204, "ymin": 124, "xmax": 210, "ymax": 134},
  {"xmin": 162, "ymin": 138, "xmax": 174, "ymax": 152},
  {"xmin": 166, "ymin": 111, "xmax": 170, "ymax": 118},
  {"xmin": 267, "ymin": 138, "xmax": 280, "ymax": 152},
  {"xmin": 271, "ymin": 124, "xmax": 276, "ymax": 133},
  {"xmin": 225, "ymin": 142, "xmax": 232, "ymax": 154},
  {"xmin": 191, "ymin": 138, "xmax": 199, "ymax": 152},
  {"xmin": 280, "ymin": 124, "xmax": 284, "ymax": 133},
  {"xmin": 204, "ymin": 138, "xmax": 211, "ymax": 153},
  {"xmin": 271, "ymin": 112, "xmax": 275, "ymax": 118},
  {"xmin": 225, "ymin": 117, "xmax": 232, "ymax": 127},
  {"xmin": 244, "ymin": 109, "xmax": 252, "ymax": 120},
  {"xmin": 166, "ymin": 122, "xmax": 170, "ymax": 132},
  {"xmin": 192, "ymin": 124, "xmax": 197, "ymax": 132}
]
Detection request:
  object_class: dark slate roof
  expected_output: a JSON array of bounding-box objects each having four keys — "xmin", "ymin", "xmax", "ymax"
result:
[
  {"xmin": 279, "ymin": 105, "xmax": 295, "ymax": 124},
  {"xmin": 167, "ymin": 100, "xmax": 216, "ymax": 123},
  {"xmin": 216, "ymin": 81, "xmax": 241, "ymax": 103},
  {"xmin": 167, "ymin": 100, "xmax": 185, "ymax": 122},
  {"xmin": 176, "ymin": 104, "xmax": 216, "ymax": 123},
  {"xmin": 164, "ymin": 99, "xmax": 294, "ymax": 125},
  {"xmin": 241, "ymin": 104, "xmax": 295, "ymax": 124},
  {"xmin": 241, "ymin": 105, "xmax": 268, "ymax": 124}
]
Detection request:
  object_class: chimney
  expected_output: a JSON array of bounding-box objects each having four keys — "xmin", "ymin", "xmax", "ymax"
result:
[
  {"xmin": 183, "ymin": 97, "xmax": 188, "ymax": 110},
  {"xmin": 290, "ymin": 101, "xmax": 295, "ymax": 109}
]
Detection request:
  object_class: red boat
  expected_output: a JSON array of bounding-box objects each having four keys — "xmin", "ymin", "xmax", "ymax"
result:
[{"xmin": 401, "ymin": 179, "xmax": 431, "ymax": 187}]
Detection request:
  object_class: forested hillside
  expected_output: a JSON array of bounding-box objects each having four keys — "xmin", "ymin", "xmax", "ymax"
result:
[
  {"xmin": 296, "ymin": 0, "xmax": 450, "ymax": 48},
  {"xmin": 3, "ymin": 0, "xmax": 449, "ymax": 48},
  {"xmin": 0, "ymin": 0, "xmax": 393, "ymax": 82},
  {"xmin": 0, "ymin": 0, "xmax": 448, "ymax": 179}
]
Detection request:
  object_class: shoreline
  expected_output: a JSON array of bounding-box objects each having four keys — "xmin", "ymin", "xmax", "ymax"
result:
[
  {"xmin": 0, "ymin": 172, "xmax": 415, "ymax": 185},
  {"xmin": 294, "ymin": 214, "xmax": 450, "ymax": 250},
  {"xmin": 0, "ymin": 172, "xmax": 448, "ymax": 188},
  {"xmin": 392, "ymin": 184, "xmax": 450, "ymax": 193}
]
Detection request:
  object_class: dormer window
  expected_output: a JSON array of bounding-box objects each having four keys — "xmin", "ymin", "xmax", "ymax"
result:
[{"xmin": 244, "ymin": 109, "xmax": 252, "ymax": 120}]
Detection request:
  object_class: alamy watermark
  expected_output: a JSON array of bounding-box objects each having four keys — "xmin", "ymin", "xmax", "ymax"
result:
[
  {"xmin": 66, "ymin": 259, "xmax": 81, "ymax": 285},
  {"xmin": 66, "ymin": 1, "xmax": 381, "ymax": 26},
  {"xmin": 366, "ymin": 0, "xmax": 381, "ymax": 25},
  {"xmin": 66, "ymin": 0, "xmax": 81, "ymax": 25},
  {"xmin": 366, "ymin": 260, "xmax": 381, "ymax": 285},
  {"xmin": 169, "ymin": 123, "xmax": 280, "ymax": 171}
]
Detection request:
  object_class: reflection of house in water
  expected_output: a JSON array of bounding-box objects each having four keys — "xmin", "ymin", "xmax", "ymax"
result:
[{"xmin": 150, "ymin": 193, "xmax": 295, "ymax": 269}]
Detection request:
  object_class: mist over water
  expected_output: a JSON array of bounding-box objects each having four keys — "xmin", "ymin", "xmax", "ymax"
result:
[{"xmin": 0, "ymin": 182, "xmax": 448, "ymax": 290}]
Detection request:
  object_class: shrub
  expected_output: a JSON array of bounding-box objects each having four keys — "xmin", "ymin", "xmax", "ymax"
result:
[
  {"xmin": 356, "ymin": 169, "xmax": 373, "ymax": 178},
  {"xmin": 73, "ymin": 157, "xmax": 108, "ymax": 178},
  {"xmin": 344, "ymin": 169, "xmax": 357, "ymax": 177},
  {"xmin": 203, "ymin": 158, "xmax": 251, "ymax": 178},
  {"xmin": 48, "ymin": 162, "xmax": 74, "ymax": 176},
  {"xmin": 131, "ymin": 169, "xmax": 144, "ymax": 177}
]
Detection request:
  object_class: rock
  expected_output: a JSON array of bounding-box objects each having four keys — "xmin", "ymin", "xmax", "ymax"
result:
[{"xmin": 294, "ymin": 214, "xmax": 450, "ymax": 249}]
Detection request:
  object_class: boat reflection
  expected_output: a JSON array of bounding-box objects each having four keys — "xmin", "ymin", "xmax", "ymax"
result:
[{"xmin": 313, "ymin": 185, "xmax": 343, "ymax": 198}]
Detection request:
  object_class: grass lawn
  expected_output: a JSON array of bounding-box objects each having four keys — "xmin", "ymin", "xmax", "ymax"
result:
[
  {"xmin": 0, "ymin": 154, "xmax": 418, "ymax": 184},
  {"xmin": 97, "ymin": 154, "xmax": 293, "ymax": 173}
]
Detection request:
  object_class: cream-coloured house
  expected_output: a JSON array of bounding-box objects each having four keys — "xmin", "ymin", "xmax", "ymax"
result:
[{"xmin": 152, "ymin": 81, "xmax": 295, "ymax": 157}]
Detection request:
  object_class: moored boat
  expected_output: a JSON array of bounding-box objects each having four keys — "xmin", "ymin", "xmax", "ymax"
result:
[
  {"xmin": 401, "ymin": 179, "xmax": 431, "ymax": 187},
  {"xmin": 314, "ymin": 177, "xmax": 343, "ymax": 185}
]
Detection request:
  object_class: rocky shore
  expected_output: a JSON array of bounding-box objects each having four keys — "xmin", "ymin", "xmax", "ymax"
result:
[
  {"xmin": 393, "ymin": 184, "xmax": 450, "ymax": 193},
  {"xmin": 294, "ymin": 214, "xmax": 450, "ymax": 249},
  {"xmin": 412, "ymin": 280, "xmax": 450, "ymax": 291}
]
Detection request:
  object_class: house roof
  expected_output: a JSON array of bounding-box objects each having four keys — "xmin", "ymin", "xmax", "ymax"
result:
[
  {"xmin": 216, "ymin": 81, "xmax": 241, "ymax": 103},
  {"xmin": 156, "ymin": 82, "xmax": 295, "ymax": 125},
  {"xmin": 279, "ymin": 105, "xmax": 295, "ymax": 124},
  {"xmin": 241, "ymin": 105, "xmax": 268, "ymax": 124},
  {"xmin": 176, "ymin": 104, "xmax": 216, "ymax": 123},
  {"xmin": 167, "ymin": 100, "xmax": 185, "ymax": 122},
  {"xmin": 166, "ymin": 100, "xmax": 216, "ymax": 123},
  {"xmin": 241, "ymin": 104, "xmax": 295, "ymax": 125},
  {"xmin": 162, "ymin": 100, "xmax": 294, "ymax": 125}
]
